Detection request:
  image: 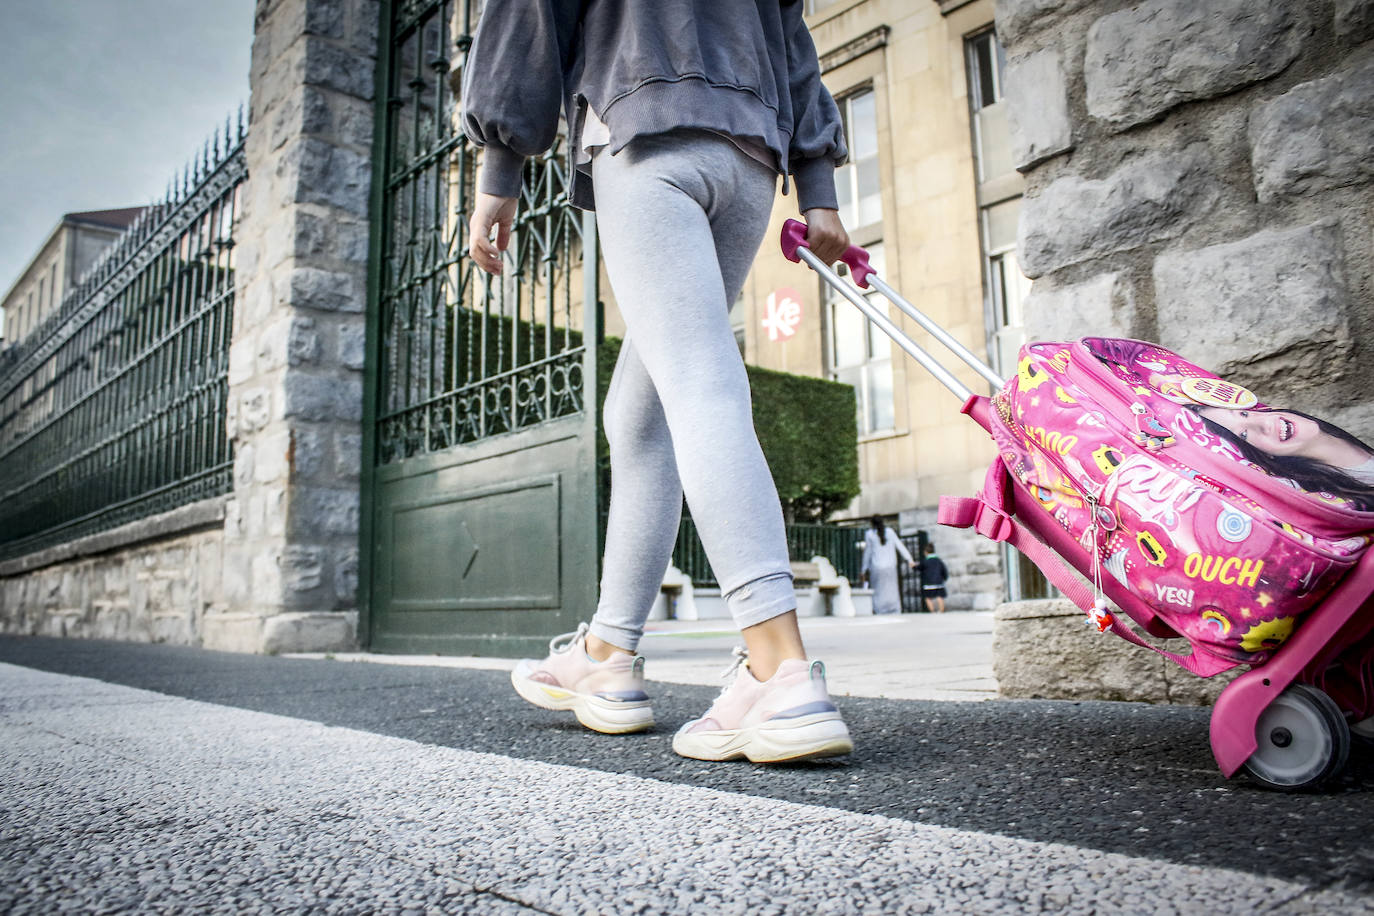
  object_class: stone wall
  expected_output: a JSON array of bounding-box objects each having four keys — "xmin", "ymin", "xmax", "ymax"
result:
[
  {"xmin": 0, "ymin": 502, "xmax": 226, "ymax": 646},
  {"xmin": 992, "ymin": 0, "xmax": 1374, "ymax": 700},
  {"xmin": 995, "ymin": 600, "xmax": 1241, "ymax": 705},
  {"xmin": 1000, "ymin": 0, "xmax": 1374, "ymax": 432}
]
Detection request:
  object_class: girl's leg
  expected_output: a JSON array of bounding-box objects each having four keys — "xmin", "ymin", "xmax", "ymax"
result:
[
  {"xmin": 587, "ymin": 338, "xmax": 682, "ymax": 655},
  {"xmin": 592, "ymin": 132, "xmax": 801, "ymax": 675}
]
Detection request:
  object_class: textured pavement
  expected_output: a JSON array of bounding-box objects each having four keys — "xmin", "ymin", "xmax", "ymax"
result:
[
  {"xmin": 299, "ymin": 613, "xmax": 999, "ymax": 702},
  {"xmin": 2, "ymin": 626, "xmax": 1373, "ymax": 913}
]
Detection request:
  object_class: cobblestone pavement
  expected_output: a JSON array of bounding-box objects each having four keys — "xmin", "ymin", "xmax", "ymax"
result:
[{"xmin": 2, "ymin": 632, "xmax": 1372, "ymax": 914}]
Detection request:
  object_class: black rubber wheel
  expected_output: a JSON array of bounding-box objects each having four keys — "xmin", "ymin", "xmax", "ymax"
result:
[{"xmin": 1242, "ymin": 684, "xmax": 1351, "ymax": 791}]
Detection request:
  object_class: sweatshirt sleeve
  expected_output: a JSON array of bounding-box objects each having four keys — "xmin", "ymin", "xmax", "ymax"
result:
[
  {"xmin": 460, "ymin": 0, "xmax": 581, "ymax": 199},
  {"xmin": 782, "ymin": 4, "xmax": 847, "ymax": 213}
]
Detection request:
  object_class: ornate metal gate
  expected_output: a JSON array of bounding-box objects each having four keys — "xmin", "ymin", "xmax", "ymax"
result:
[{"xmin": 362, "ymin": 0, "xmax": 600, "ymax": 654}]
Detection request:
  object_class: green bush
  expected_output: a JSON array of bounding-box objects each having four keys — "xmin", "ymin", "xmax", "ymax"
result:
[{"xmin": 596, "ymin": 337, "xmax": 859, "ymax": 523}]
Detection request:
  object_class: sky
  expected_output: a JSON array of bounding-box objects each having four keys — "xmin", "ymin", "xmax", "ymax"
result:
[{"xmin": 0, "ymin": 0, "xmax": 256, "ymax": 295}]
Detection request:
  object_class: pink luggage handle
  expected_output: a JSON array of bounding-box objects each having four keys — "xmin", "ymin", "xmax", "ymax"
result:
[
  {"xmin": 780, "ymin": 219, "xmax": 1004, "ymax": 402},
  {"xmin": 780, "ymin": 219, "xmax": 875, "ymax": 288}
]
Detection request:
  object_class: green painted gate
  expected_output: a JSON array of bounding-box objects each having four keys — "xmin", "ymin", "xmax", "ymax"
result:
[{"xmin": 361, "ymin": 0, "xmax": 600, "ymax": 655}]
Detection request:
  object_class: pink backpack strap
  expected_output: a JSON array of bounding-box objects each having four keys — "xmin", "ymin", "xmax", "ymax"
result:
[{"xmin": 940, "ymin": 463, "xmax": 1237, "ymax": 678}]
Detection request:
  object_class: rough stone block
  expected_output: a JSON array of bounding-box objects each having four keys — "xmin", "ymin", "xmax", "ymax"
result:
[
  {"xmin": 282, "ymin": 373, "xmax": 363, "ymax": 421},
  {"xmin": 254, "ymin": 427, "xmax": 294, "ymax": 484},
  {"xmin": 1024, "ymin": 272, "xmax": 1135, "ymax": 341},
  {"xmin": 1154, "ymin": 221, "xmax": 1351, "ymax": 383},
  {"xmin": 338, "ymin": 320, "xmax": 366, "ymax": 370},
  {"xmin": 238, "ymin": 387, "xmax": 273, "ymax": 432},
  {"xmin": 994, "ymin": 0, "xmax": 1089, "ymax": 46},
  {"xmin": 334, "ymin": 548, "xmax": 359, "ymax": 604},
  {"xmin": 302, "ymin": 37, "xmax": 375, "ymax": 100},
  {"xmin": 1085, "ymin": 0, "xmax": 1302, "ymax": 130},
  {"xmin": 202, "ymin": 613, "xmax": 266, "ymax": 653},
  {"xmin": 289, "ymin": 487, "xmax": 360, "ymax": 537},
  {"xmin": 994, "ymin": 599, "xmax": 1241, "ymax": 704},
  {"xmin": 290, "ymin": 266, "xmax": 360, "ymax": 312},
  {"xmin": 299, "ymin": 87, "xmax": 374, "ymax": 151},
  {"xmin": 292, "ymin": 210, "xmax": 370, "ymax": 263},
  {"xmin": 1336, "ymin": 0, "xmax": 1374, "ymax": 43},
  {"xmin": 281, "ymin": 545, "xmax": 325, "ymax": 592},
  {"xmin": 260, "ymin": 611, "xmax": 357, "ymax": 654},
  {"xmin": 1018, "ymin": 148, "xmax": 1218, "ymax": 277},
  {"xmin": 234, "ymin": 442, "xmax": 256, "ymax": 489},
  {"xmin": 279, "ymin": 138, "xmax": 372, "ymax": 219},
  {"xmin": 1250, "ymin": 52, "xmax": 1374, "ymax": 202},
  {"xmin": 1005, "ymin": 48, "xmax": 1073, "ymax": 170},
  {"xmin": 252, "ymin": 547, "xmax": 285, "ymax": 601},
  {"xmin": 291, "ymin": 427, "xmax": 326, "ymax": 478},
  {"xmin": 334, "ymin": 431, "xmax": 362, "ymax": 480},
  {"xmin": 228, "ymin": 337, "xmax": 258, "ymax": 386},
  {"xmin": 288, "ymin": 316, "xmax": 322, "ymax": 365}
]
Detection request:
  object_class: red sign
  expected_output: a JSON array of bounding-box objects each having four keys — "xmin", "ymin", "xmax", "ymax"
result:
[{"xmin": 761, "ymin": 288, "xmax": 803, "ymax": 342}]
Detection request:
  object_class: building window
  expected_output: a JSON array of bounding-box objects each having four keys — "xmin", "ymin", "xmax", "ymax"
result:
[
  {"xmin": 982, "ymin": 198, "xmax": 1031, "ymax": 377},
  {"xmin": 835, "ymin": 88, "xmax": 882, "ymax": 232},
  {"xmin": 806, "ymin": 0, "xmax": 845, "ymax": 14},
  {"xmin": 966, "ymin": 28, "xmax": 1049, "ymax": 602},
  {"xmin": 966, "ymin": 29, "xmax": 1013, "ymax": 183},
  {"xmin": 827, "ymin": 243, "xmax": 893, "ymax": 436}
]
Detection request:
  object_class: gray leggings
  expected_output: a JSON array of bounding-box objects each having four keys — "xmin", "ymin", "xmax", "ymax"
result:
[{"xmin": 589, "ymin": 130, "xmax": 795, "ymax": 652}]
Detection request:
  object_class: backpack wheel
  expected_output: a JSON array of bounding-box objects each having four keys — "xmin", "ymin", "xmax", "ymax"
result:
[{"xmin": 1242, "ymin": 684, "xmax": 1350, "ymax": 791}]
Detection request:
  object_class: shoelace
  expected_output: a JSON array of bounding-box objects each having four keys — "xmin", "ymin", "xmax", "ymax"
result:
[
  {"xmin": 547, "ymin": 622, "xmax": 590, "ymax": 655},
  {"xmin": 712, "ymin": 645, "xmax": 750, "ymax": 698}
]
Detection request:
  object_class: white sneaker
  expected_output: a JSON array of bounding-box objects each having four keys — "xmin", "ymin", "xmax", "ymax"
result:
[
  {"xmin": 672, "ymin": 648, "xmax": 853, "ymax": 763},
  {"xmin": 511, "ymin": 624, "xmax": 654, "ymax": 734}
]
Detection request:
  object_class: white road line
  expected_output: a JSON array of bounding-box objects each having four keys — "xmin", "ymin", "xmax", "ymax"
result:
[{"xmin": 0, "ymin": 663, "xmax": 1362, "ymax": 915}]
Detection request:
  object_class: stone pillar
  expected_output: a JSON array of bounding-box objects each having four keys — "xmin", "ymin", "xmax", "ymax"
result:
[
  {"xmin": 209, "ymin": 0, "xmax": 379, "ymax": 653},
  {"xmin": 993, "ymin": 0, "xmax": 1374, "ymax": 702},
  {"xmin": 999, "ymin": 0, "xmax": 1373, "ymax": 418},
  {"xmin": 993, "ymin": 600, "xmax": 1240, "ymax": 705}
]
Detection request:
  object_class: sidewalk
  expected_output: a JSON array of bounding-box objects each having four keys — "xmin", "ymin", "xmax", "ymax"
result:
[{"xmin": 291, "ymin": 611, "xmax": 997, "ymax": 702}]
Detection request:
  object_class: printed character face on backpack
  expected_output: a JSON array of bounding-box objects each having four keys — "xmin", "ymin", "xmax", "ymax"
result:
[
  {"xmin": 1018, "ymin": 356, "xmax": 1050, "ymax": 392},
  {"xmin": 1093, "ymin": 445, "xmax": 1124, "ymax": 476},
  {"xmin": 1136, "ymin": 529, "xmax": 1168, "ymax": 567},
  {"xmin": 1197, "ymin": 408, "xmax": 1324, "ymax": 460},
  {"xmin": 1240, "ymin": 616, "xmax": 1295, "ymax": 653}
]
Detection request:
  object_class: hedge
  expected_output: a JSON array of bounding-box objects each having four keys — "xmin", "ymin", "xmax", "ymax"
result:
[{"xmin": 596, "ymin": 337, "xmax": 859, "ymax": 523}]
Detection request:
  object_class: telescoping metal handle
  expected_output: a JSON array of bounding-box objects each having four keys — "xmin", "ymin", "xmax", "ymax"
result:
[{"xmin": 780, "ymin": 219, "xmax": 1004, "ymax": 403}]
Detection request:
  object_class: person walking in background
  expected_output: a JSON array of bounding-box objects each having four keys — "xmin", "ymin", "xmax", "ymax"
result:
[
  {"xmin": 860, "ymin": 515, "xmax": 914, "ymax": 615},
  {"xmin": 462, "ymin": 0, "xmax": 855, "ymax": 763},
  {"xmin": 920, "ymin": 542, "xmax": 949, "ymax": 614}
]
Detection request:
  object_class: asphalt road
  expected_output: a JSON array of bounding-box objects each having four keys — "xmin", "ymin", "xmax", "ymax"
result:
[{"xmin": 2, "ymin": 634, "xmax": 1372, "ymax": 913}]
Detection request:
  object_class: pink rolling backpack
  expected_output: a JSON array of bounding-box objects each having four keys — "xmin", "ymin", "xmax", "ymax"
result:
[{"xmin": 940, "ymin": 337, "xmax": 1374, "ymax": 675}]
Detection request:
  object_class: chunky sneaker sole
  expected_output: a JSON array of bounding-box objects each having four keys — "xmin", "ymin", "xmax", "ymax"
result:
[
  {"xmin": 672, "ymin": 708, "xmax": 853, "ymax": 763},
  {"xmin": 511, "ymin": 661, "xmax": 655, "ymax": 734}
]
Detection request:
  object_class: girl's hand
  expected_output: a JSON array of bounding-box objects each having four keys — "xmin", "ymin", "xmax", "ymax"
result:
[
  {"xmin": 801, "ymin": 207, "xmax": 850, "ymax": 264},
  {"xmin": 469, "ymin": 192, "xmax": 518, "ymax": 275}
]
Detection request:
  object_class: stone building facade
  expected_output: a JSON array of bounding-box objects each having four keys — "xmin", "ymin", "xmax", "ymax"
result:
[
  {"xmin": 992, "ymin": 0, "xmax": 1374, "ymax": 700},
  {"xmin": 0, "ymin": 209, "xmax": 144, "ymax": 348}
]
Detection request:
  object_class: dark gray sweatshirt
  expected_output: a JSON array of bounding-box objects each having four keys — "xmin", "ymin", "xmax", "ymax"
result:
[{"xmin": 460, "ymin": 0, "xmax": 847, "ymax": 212}]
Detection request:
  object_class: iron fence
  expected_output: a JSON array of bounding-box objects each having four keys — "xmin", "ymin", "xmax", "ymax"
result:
[
  {"xmin": 0, "ymin": 115, "xmax": 246, "ymax": 561},
  {"xmin": 672, "ymin": 516, "xmax": 865, "ymax": 587},
  {"xmin": 374, "ymin": 0, "xmax": 587, "ymax": 466}
]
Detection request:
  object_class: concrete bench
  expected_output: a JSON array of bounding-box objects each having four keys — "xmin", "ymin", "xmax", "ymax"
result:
[{"xmin": 652, "ymin": 558, "xmax": 872, "ymax": 621}]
